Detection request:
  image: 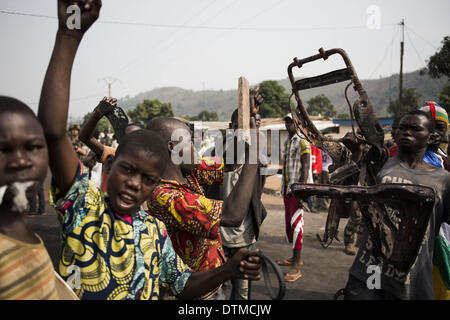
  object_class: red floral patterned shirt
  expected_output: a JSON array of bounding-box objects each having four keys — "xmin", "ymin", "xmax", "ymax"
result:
[{"xmin": 147, "ymin": 157, "xmax": 226, "ymax": 273}]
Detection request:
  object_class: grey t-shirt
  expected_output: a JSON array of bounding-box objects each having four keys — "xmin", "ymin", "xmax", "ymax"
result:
[
  {"xmin": 217, "ymin": 166, "xmax": 256, "ymax": 248},
  {"xmin": 349, "ymin": 156, "xmax": 450, "ymax": 299}
]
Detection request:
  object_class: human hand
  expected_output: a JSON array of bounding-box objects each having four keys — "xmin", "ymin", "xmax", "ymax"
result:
[
  {"xmin": 94, "ymin": 97, "xmax": 117, "ymax": 116},
  {"xmin": 250, "ymin": 87, "xmax": 263, "ymax": 115},
  {"xmin": 82, "ymin": 151, "xmax": 97, "ymax": 168},
  {"xmin": 228, "ymin": 248, "xmax": 262, "ymax": 280},
  {"xmin": 57, "ymin": 0, "xmax": 102, "ymax": 40}
]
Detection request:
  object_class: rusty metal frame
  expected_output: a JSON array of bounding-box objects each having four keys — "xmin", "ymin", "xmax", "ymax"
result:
[
  {"xmin": 286, "ymin": 48, "xmax": 435, "ymax": 267},
  {"xmin": 291, "ymin": 183, "xmax": 435, "ymax": 272},
  {"xmin": 287, "ymin": 47, "xmax": 385, "ymax": 171}
]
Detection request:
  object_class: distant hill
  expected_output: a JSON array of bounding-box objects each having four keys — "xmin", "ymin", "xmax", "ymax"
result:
[{"xmin": 118, "ymin": 70, "xmax": 448, "ymax": 121}]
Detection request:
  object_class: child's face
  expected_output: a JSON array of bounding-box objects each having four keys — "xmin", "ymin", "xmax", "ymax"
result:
[
  {"xmin": 434, "ymin": 120, "xmax": 447, "ymax": 145},
  {"xmin": 106, "ymin": 150, "xmax": 162, "ymax": 216},
  {"xmin": 0, "ymin": 113, "xmax": 48, "ymax": 198}
]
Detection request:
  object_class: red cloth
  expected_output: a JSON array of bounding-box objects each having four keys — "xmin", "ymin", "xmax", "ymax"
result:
[
  {"xmin": 311, "ymin": 145, "xmax": 323, "ymax": 175},
  {"xmin": 283, "ymin": 193, "xmax": 304, "ymax": 250},
  {"xmin": 147, "ymin": 157, "xmax": 226, "ymax": 272},
  {"xmin": 388, "ymin": 145, "xmax": 398, "ymax": 158}
]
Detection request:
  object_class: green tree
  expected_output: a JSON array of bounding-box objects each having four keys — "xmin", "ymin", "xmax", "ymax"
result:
[
  {"xmin": 427, "ymin": 36, "xmax": 450, "ymax": 80},
  {"xmin": 188, "ymin": 110, "xmax": 219, "ymax": 121},
  {"xmin": 127, "ymin": 99, "xmax": 174, "ymax": 126},
  {"xmin": 387, "ymin": 88, "xmax": 421, "ymax": 118},
  {"xmin": 306, "ymin": 94, "xmax": 336, "ymax": 118},
  {"xmin": 258, "ymin": 80, "xmax": 290, "ymax": 118},
  {"xmin": 438, "ymin": 83, "xmax": 450, "ymax": 114}
]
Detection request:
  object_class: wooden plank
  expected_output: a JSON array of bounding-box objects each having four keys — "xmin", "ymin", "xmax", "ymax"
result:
[{"xmin": 237, "ymin": 76, "xmax": 250, "ymax": 132}]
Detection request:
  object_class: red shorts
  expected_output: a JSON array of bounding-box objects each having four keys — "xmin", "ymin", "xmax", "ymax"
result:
[{"xmin": 283, "ymin": 193, "xmax": 304, "ymax": 250}]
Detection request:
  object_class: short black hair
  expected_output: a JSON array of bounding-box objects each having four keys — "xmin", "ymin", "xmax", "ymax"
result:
[
  {"xmin": 401, "ymin": 110, "xmax": 436, "ymax": 133},
  {"xmin": 147, "ymin": 117, "xmax": 191, "ymax": 142},
  {"xmin": 126, "ymin": 122, "xmax": 142, "ymax": 129},
  {"xmin": 115, "ymin": 129, "xmax": 169, "ymax": 171},
  {"xmin": 0, "ymin": 96, "xmax": 38, "ymax": 120}
]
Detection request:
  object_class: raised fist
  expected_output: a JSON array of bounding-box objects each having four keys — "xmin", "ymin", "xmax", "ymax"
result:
[
  {"xmin": 250, "ymin": 87, "xmax": 264, "ymax": 115},
  {"xmin": 57, "ymin": 0, "xmax": 102, "ymax": 39}
]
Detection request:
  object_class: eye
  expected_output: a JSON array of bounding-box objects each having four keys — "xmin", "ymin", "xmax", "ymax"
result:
[
  {"xmin": 120, "ymin": 164, "xmax": 133, "ymax": 174},
  {"xmin": 26, "ymin": 143, "xmax": 45, "ymax": 152},
  {"xmin": 0, "ymin": 145, "xmax": 11, "ymax": 154}
]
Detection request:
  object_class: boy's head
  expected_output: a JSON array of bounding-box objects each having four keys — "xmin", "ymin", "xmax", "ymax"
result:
[
  {"xmin": 391, "ymin": 116, "xmax": 402, "ymax": 143},
  {"xmin": 283, "ymin": 113, "xmax": 296, "ymax": 136},
  {"xmin": 68, "ymin": 124, "xmax": 80, "ymax": 137},
  {"xmin": 0, "ymin": 96, "xmax": 49, "ymax": 204},
  {"xmin": 396, "ymin": 110, "xmax": 435, "ymax": 153},
  {"xmin": 418, "ymin": 101, "xmax": 448, "ymax": 148},
  {"xmin": 147, "ymin": 117, "xmax": 197, "ymax": 174},
  {"xmin": 125, "ymin": 122, "xmax": 142, "ymax": 135},
  {"xmin": 106, "ymin": 129, "xmax": 168, "ymax": 215}
]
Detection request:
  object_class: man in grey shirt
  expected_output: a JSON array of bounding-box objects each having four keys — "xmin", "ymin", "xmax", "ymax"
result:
[
  {"xmin": 345, "ymin": 110, "xmax": 450, "ymax": 299},
  {"xmin": 206, "ymin": 109, "xmax": 267, "ymax": 300}
]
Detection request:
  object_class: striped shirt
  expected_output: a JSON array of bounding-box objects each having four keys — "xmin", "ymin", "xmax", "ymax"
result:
[
  {"xmin": 0, "ymin": 233, "xmax": 58, "ymax": 300},
  {"xmin": 281, "ymin": 134, "xmax": 311, "ymax": 195}
]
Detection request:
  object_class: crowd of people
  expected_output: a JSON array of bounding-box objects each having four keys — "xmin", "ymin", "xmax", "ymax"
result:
[{"xmin": 0, "ymin": 0, "xmax": 448, "ymax": 301}]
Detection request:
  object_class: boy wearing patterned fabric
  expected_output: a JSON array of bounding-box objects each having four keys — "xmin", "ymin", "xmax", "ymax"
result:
[
  {"xmin": 0, "ymin": 96, "xmax": 59, "ymax": 300},
  {"xmin": 39, "ymin": 0, "xmax": 261, "ymax": 300},
  {"xmin": 418, "ymin": 101, "xmax": 449, "ymax": 170},
  {"xmin": 146, "ymin": 115, "xmax": 262, "ymax": 299}
]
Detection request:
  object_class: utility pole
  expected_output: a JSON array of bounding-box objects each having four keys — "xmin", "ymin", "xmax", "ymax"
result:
[
  {"xmin": 98, "ymin": 77, "xmax": 121, "ymax": 133},
  {"xmin": 99, "ymin": 76, "xmax": 120, "ymax": 98},
  {"xmin": 399, "ymin": 19, "xmax": 405, "ymax": 104}
]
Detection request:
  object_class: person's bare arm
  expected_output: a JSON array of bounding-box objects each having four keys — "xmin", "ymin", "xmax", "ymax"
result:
[
  {"xmin": 177, "ymin": 249, "xmax": 261, "ymax": 299},
  {"xmin": 221, "ymin": 118, "xmax": 259, "ymax": 227},
  {"xmin": 299, "ymin": 153, "xmax": 310, "ymax": 183},
  {"xmin": 38, "ymin": 0, "xmax": 101, "ymax": 194},
  {"xmin": 79, "ymin": 97, "xmax": 117, "ymax": 159},
  {"xmin": 223, "ymin": 88, "xmax": 264, "ymax": 172}
]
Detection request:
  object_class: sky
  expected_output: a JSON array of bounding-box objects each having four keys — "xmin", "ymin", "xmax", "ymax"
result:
[{"xmin": 1, "ymin": 0, "xmax": 449, "ymax": 120}]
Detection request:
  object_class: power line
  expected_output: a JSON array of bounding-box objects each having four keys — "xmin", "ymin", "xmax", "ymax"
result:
[
  {"xmin": 368, "ymin": 24, "xmax": 399, "ymax": 79},
  {"xmin": 0, "ymin": 9, "xmax": 396, "ymax": 31},
  {"xmin": 405, "ymin": 25, "xmax": 439, "ymax": 50},
  {"xmin": 26, "ymin": 92, "xmax": 104, "ymax": 105},
  {"xmin": 405, "ymin": 27, "xmax": 442, "ymax": 87},
  {"xmin": 113, "ymin": 0, "xmax": 222, "ymax": 76}
]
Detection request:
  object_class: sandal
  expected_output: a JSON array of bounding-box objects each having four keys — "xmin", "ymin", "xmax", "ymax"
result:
[
  {"xmin": 277, "ymin": 259, "xmax": 304, "ymax": 267},
  {"xmin": 277, "ymin": 259, "xmax": 292, "ymax": 266},
  {"xmin": 284, "ymin": 270, "xmax": 302, "ymax": 282}
]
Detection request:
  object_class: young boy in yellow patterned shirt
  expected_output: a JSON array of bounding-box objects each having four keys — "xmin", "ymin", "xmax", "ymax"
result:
[{"xmin": 38, "ymin": 0, "xmax": 262, "ymax": 300}]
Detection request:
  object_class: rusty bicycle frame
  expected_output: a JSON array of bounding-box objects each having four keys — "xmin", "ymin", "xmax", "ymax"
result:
[
  {"xmin": 287, "ymin": 48, "xmax": 385, "ymax": 169},
  {"xmin": 287, "ymin": 48, "xmax": 387, "ymax": 248},
  {"xmin": 286, "ymin": 48, "xmax": 434, "ymax": 263},
  {"xmin": 291, "ymin": 183, "xmax": 435, "ymax": 273}
]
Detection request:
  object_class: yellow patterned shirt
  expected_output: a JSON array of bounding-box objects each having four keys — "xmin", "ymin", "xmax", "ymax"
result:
[{"xmin": 50, "ymin": 163, "xmax": 193, "ymax": 300}]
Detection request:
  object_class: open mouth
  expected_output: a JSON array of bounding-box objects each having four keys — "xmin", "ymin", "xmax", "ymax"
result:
[{"xmin": 116, "ymin": 192, "xmax": 137, "ymax": 211}]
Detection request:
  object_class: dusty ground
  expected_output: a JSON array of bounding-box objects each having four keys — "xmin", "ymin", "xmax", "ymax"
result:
[{"xmin": 28, "ymin": 174, "xmax": 357, "ymax": 300}]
